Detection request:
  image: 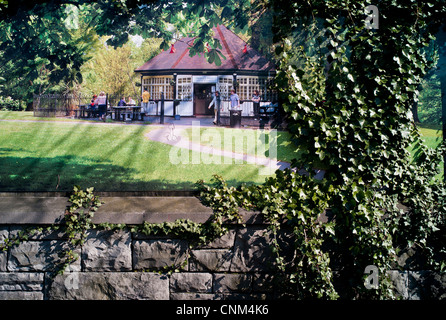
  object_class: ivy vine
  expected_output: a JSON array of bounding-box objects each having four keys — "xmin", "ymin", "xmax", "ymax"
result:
[{"xmin": 261, "ymin": 0, "xmax": 446, "ymax": 299}]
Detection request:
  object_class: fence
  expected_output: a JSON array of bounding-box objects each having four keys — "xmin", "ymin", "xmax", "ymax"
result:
[
  {"xmin": 33, "ymin": 94, "xmax": 78, "ymax": 117},
  {"xmin": 32, "ymin": 93, "xmax": 143, "ymax": 117}
]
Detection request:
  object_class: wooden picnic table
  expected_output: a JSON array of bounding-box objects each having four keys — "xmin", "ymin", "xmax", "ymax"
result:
[
  {"xmin": 112, "ymin": 106, "xmax": 143, "ymax": 121},
  {"xmin": 77, "ymin": 104, "xmax": 99, "ymax": 118}
]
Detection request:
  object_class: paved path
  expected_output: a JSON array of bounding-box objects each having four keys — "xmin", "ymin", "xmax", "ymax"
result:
[
  {"xmin": 145, "ymin": 124, "xmax": 292, "ymax": 172},
  {"xmin": 145, "ymin": 125, "xmax": 326, "ymax": 179}
]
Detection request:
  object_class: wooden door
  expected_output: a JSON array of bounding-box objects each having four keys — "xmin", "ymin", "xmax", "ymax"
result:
[{"xmin": 194, "ymin": 84, "xmax": 214, "ymax": 115}]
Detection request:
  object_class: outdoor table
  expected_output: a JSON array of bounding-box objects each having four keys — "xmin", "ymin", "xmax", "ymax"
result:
[
  {"xmin": 77, "ymin": 104, "xmax": 100, "ymax": 118},
  {"xmin": 77, "ymin": 105, "xmax": 88, "ymax": 118},
  {"xmin": 112, "ymin": 106, "xmax": 143, "ymax": 121}
]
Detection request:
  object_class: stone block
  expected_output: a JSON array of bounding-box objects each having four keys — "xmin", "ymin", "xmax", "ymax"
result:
[
  {"xmin": 230, "ymin": 227, "xmax": 273, "ymax": 272},
  {"xmin": 0, "ymin": 227, "xmax": 8, "ymax": 272},
  {"xmin": 213, "ymin": 273, "xmax": 252, "ymax": 293},
  {"xmin": 9, "ymin": 225, "xmax": 67, "ymax": 240},
  {"xmin": 189, "ymin": 249, "xmax": 232, "ymax": 272},
  {"xmin": 8, "ymin": 240, "xmax": 80, "ymax": 272},
  {"xmin": 170, "ymin": 272, "xmax": 212, "ymax": 293},
  {"xmin": 81, "ymin": 229, "xmax": 132, "ymax": 271},
  {"xmin": 170, "ymin": 293, "xmax": 216, "ymax": 300},
  {"xmin": 47, "ymin": 272, "xmax": 169, "ymax": 300},
  {"xmin": 396, "ymin": 245, "xmax": 428, "ymax": 270},
  {"xmin": 0, "ymin": 291, "xmax": 44, "ymax": 300},
  {"xmin": 133, "ymin": 239, "xmax": 188, "ymax": 270},
  {"xmin": 387, "ymin": 270, "xmax": 408, "ymax": 299},
  {"xmin": 409, "ymin": 271, "xmax": 446, "ymax": 300},
  {"xmin": 0, "ymin": 272, "xmax": 44, "ymax": 291},
  {"xmin": 199, "ymin": 229, "xmax": 236, "ymax": 249},
  {"xmin": 252, "ymin": 273, "xmax": 275, "ymax": 293}
]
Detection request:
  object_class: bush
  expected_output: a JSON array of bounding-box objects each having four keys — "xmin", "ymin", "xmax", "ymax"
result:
[{"xmin": 0, "ymin": 96, "xmax": 26, "ymax": 111}]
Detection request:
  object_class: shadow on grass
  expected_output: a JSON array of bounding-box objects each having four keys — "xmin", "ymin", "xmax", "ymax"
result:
[{"xmin": 0, "ymin": 154, "xmax": 253, "ymax": 192}]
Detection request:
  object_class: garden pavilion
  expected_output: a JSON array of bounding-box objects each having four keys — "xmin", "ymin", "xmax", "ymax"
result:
[{"xmin": 135, "ymin": 24, "xmax": 276, "ymax": 118}]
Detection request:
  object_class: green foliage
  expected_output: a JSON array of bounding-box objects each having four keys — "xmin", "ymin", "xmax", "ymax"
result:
[
  {"xmin": 64, "ymin": 185, "xmax": 102, "ymax": 247},
  {"xmin": 197, "ymin": 173, "xmax": 340, "ymax": 299},
  {"xmin": 0, "ymin": 96, "xmax": 26, "ymax": 111},
  {"xmin": 0, "ymin": 0, "xmax": 257, "ymax": 103},
  {"xmin": 80, "ymin": 36, "xmax": 162, "ymax": 98},
  {"xmin": 254, "ymin": 170, "xmax": 339, "ymax": 299},
  {"xmin": 57, "ymin": 185, "xmax": 103, "ymax": 274},
  {"xmin": 262, "ymin": 0, "xmax": 446, "ymax": 299},
  {"xmin": 0, "ymin": 1, "xmax": 97, "ymax": 104},
  {"xmin": 418, "ymin": 72, "xmax": 442, "ymax": 124}
]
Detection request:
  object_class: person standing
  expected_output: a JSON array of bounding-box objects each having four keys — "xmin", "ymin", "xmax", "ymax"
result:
[
  {"xmin": 141, "ymin": 89, "xmax": 150, "ymax": 114},
  {"xmin": 208, "ymin": 91, "xmax": 221, "ymax": 125},
  {"xmin": 230, "ymin": 89, "xmax": 240, "ymax": 109},
  {"xmin": 97, "ymin": 91, "xmax": 107, "ymax": 121},
  {"xmin": 252, "ymin": 90, "xmax": 261, "ymax": 119}
]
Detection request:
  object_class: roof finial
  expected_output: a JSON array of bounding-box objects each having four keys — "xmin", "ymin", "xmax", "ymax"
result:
[{"xmin": 169, "ymin": 44, "xmax": 176, "ymax": 53}]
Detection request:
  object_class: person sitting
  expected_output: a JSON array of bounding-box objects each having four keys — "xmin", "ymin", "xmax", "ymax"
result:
[
  {"xmin": 88, "ymin": 94, "xmax": 97, "ymax": 117},
  {"xmin": 118, "ymin": 97, "xmax": 127, "ymax": 106},
  {"xmin": 90, "ymin": 95, "xmax": 97, "ymax": 109},
  {"xmin": 127, "ymin": 97, "xmax": 136, "ymax": 106}
]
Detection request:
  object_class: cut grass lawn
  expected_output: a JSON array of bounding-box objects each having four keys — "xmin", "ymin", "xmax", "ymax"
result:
[
  {"xmin": 410, "ymin": 124, "xmax": 444, "ymax": 181},
  {"xmin": 0, "ymin": 110, "xmax": 92, "ymax": 122},
  {"xmin": 0, "ymin": 112, "xmax": 443, "ymax": 191},
  {"xmin": 0, "ymin": 119, "xmax": 272, "ymax": 192},
  {"xmin": 183, "ymin": 127, "xmax": 299, "ymax": 164}
]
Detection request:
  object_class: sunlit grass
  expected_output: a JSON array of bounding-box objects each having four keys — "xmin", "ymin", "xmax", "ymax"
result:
[
  {"xmin": 183, "ymin": 127, "xmax": 298, "ymax": 163},
  {"xmin": 0, "ymin": 119, "xmax": 271, "ymax": 192},
  {"xmin": 1, "ymin": 112, "xmax": 443, "ymax": 191}
]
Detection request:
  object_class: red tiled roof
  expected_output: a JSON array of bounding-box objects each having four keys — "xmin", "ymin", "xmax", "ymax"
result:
[{"xmin": 135, "ymin": 25, "xmax": 274, "ymax": 73}]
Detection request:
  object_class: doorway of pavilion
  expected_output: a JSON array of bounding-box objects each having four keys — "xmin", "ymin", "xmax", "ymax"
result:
[{"xmin": 193, "ymin": 83, "xmax": 214, "ymax": 116}]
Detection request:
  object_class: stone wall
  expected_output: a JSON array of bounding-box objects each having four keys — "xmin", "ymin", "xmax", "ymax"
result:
[
  {"xmin": 0, "ymin": 223, "xmax": 282, "ymax": 300},
  {"xmin": 0, "ymin": 195, "xmax": 445, "ymax": 300},
  {"xmin": 1, "ymin": 223, "xmax": 445, "ymax": 300}
]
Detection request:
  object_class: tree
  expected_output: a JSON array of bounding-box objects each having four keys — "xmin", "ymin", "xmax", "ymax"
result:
[
  {"xmin": 0, "ymin": 0, "xmax": 256, "ymax": 104},
  {"xmin": 0, "ymin": 1, "xmax": 97, "ymax": 104},
  {"xmin": 80, "ymin": 37, "xmax": 162, "ymax": 98},
  {"xmin": 2, "ymin": 0, "xmax": 445, "ymax": 299}
]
